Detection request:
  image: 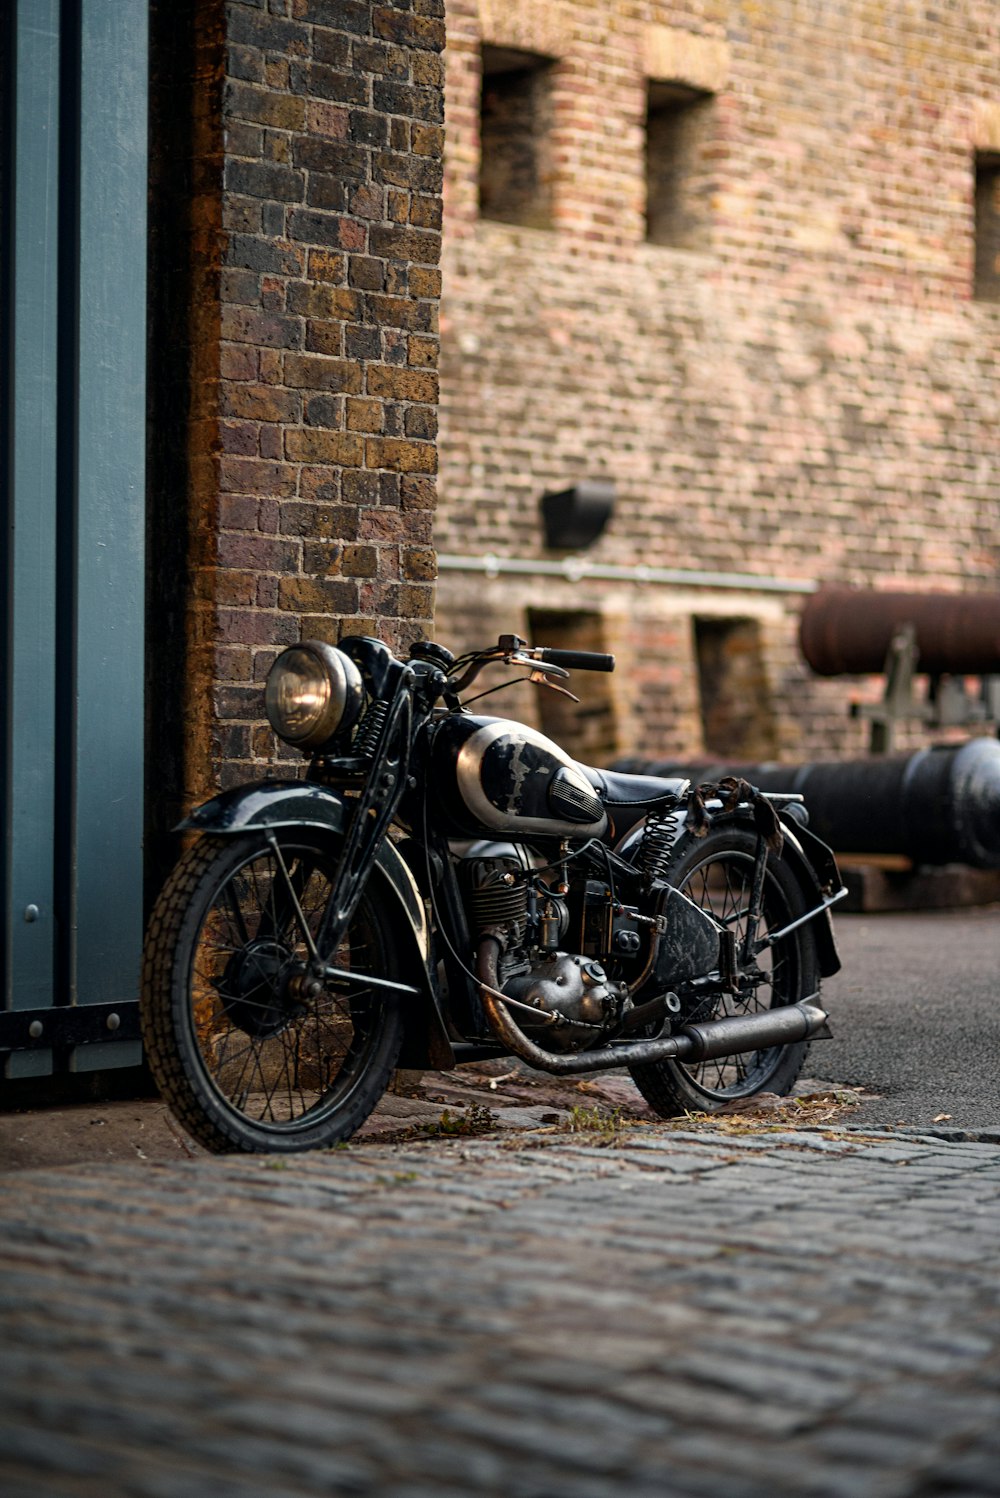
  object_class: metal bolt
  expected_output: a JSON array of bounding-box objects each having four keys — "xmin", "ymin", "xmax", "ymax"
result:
[
  {"xmin": 24, "ymin": 905, "xmax": 39, "ymax": 923},
  {"xmin": 28, "ymin": 1021, "xmax": 43, "ymax": 1039},
  {"xmin": 106, "ymin": 1013, "xmax": 120, "ymax": 1031}
]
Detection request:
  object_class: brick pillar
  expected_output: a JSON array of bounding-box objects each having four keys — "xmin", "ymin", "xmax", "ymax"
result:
[{"xmin": 149, "ymin": 0, "xmax": 445, "ymax": 858}]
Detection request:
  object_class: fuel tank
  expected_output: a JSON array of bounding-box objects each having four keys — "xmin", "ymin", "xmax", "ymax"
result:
[{"xmin": 429, "ymin": 716, "xmax": 608, "ymax": 840}]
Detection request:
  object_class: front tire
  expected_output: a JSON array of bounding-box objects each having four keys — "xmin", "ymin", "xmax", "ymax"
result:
[
  {"xmin": 141, "ymin": 832, "xmax": 405, "ymax": 1153},
  {"xmin": 629, "ymin": 826, "xmax": 820, "ymax": 1118}
]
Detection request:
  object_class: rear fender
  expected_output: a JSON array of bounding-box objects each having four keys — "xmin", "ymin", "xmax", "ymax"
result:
[
  {"xmin": 617, "ymin": 805, "xmax": 842, "ymax": 979},
  {"xmin": 179, "ymin": 780, "xmax": 455, "ymax": 1069}
]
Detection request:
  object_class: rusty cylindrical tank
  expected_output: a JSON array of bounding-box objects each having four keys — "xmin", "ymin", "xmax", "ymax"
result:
[
  {"xmin": 800, "ymin": 588, "xmax": 1000, "ymax": 677},
  {"xmin": 612, "ymin": 738, "xmax": 1000, "ymax": 869}
]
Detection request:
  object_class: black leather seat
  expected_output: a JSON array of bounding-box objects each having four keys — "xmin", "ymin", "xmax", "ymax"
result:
[{"xmin": 583, "ymin": 767, "xmax": 690, "ymax": 839}]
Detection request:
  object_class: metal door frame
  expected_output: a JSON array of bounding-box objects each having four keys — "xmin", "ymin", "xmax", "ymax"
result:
[{"xmin": 2, "ymin": 0, "xmax": 148, "ymax": 1078}]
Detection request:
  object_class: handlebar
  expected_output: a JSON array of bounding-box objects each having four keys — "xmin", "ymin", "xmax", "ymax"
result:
[{"xmin": 536, "ymin": 647, "xmax": 616, "ymax": 674}]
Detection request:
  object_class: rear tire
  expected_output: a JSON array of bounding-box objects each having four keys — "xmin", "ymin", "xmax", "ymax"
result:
[
  {"xmin": 141, "ymin": 832, "xmax": 405, "ymax": 1153},
  {"xmin": 629, "ymin": 826, "xmax": 820, "ymax": 1118}
]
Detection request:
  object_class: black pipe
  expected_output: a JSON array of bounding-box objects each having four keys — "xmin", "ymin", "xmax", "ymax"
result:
[{"xmin": 612, "ymin": 738, "xmax": 1000, "ymax": 869}]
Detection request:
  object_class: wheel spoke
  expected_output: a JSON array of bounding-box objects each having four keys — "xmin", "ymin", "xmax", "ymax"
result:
[
  {"xmin": 185, "ymin": 840, "xmax": 394, "ymax": 1133},
  {"xmin": 677, "ymin": 847, "xmax": 800, "ymax": 1100}
]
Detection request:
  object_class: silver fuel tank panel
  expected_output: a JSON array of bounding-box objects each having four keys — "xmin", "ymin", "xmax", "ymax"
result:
[{"xmin": 429, "ymin": 716, "xmax": 608, "ymax": 840}]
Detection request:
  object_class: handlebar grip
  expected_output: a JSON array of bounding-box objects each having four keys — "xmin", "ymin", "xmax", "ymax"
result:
[{"xmin": 537, "ymin": 648, "xmax": 616, "ymax": 673}]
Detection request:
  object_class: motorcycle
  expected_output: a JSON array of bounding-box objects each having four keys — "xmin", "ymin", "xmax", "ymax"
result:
[{"xmin": 141, "ymin": 633, "xmax": 847, "ymax": 1153}]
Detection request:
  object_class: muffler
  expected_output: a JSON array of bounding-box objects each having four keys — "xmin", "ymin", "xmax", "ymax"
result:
[{"xmin": 476, "ymin": 936, "xmax": 830, "ymax": 1076}]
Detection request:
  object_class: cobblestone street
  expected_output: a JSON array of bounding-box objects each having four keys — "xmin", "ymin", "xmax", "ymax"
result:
[{"xmin": 2, "ymin": 1122, "xmax": 999, "ymax": 1497}]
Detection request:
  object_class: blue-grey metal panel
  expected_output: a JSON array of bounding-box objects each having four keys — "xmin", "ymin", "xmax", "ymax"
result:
[
  {"xmin": 4, "ymin": 0, "xmax": 61, "ymax": 1078},
  {"xmin": 70, "ymin": 0, "xmax": 148, "ymax": 1016}
]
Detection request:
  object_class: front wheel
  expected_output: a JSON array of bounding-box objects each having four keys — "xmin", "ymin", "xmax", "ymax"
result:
[
  {"xmin": 141, "ymin": 832, "xmax": 405, "ymax": 1153},
  {"xmin": 629, "ymin": 826, "xmax": 820, "ymax": 1118}
]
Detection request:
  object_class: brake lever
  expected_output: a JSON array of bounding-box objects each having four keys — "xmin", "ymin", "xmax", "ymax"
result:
[
  {"xmin": 527, "ymin": 667, "xmax": 579, "ymax": 702},
  {"xmin": 509, "ymin": 651, "xmax": 569, "ymax": 679}
]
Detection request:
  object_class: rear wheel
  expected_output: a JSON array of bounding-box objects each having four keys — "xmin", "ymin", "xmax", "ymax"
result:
[
  {"xmin": 629, "ymin": 826, "xmax": 820, "ymax": 1118},
  {"xmin": 141, "ymin": 832, "xmax": 405, "ymax": 1153}
]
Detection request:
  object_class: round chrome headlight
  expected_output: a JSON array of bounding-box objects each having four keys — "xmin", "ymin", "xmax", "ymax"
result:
[{"xmin": 264, "ymin": 642, "xmax": 364, "ymax": 751}]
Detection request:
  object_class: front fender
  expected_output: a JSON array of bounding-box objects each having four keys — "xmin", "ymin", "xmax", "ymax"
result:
[
  {"xmin": 179, "ymin": 778, "xmax": 349, "ymax": 836},
  {"xmin": 179, "ymin": 780, "xmax": 454, "ymax": 1069}
]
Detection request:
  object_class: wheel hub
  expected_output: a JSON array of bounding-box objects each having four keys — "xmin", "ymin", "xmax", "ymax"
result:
[{"xmin": 219, "ymin": 939, "xmax": 306, "ymax": 1038}]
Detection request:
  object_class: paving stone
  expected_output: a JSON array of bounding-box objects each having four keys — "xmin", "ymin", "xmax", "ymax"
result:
[{"xmin": 1, "ymin": 1130, "xmax": 999, "ymax": 1496}]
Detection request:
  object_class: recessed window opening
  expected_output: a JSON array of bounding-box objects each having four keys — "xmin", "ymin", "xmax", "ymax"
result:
[
  {"xmin": 528, "ymin": 609, "xmax": 618, "ymax": 764},
  {"xmin": 974, "ymin": 152, "xmax": 1000, "ymax": 301},
  {"xmin": 645, "ymin": 81, "xmax": 716, "ymax": 249},
  {"xmin": 479, "ymin": 44, "xmax": 555, "ymax": 229},
  {"xmin": 694, "ymin": 617, "xmax": 778, "ymax": 759}
]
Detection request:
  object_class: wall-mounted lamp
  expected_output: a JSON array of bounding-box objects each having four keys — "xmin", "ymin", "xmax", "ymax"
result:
[{"xmin": 540, "ymin": 480, "xmax": 615, "ymax": 550}]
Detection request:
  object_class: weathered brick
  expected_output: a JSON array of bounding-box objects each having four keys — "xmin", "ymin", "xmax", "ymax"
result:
[
  {"xmin": 373, "ymin": 7, "xmax": 445, "ymax": 51},
  {"xmin": 303, "ymin": 394, "xmax": 343, "ymax": 427},
  {"xmin": 225, "ymin": 80, "xmax": 306, "ymax": 130},
  {"xmin": 293, "ymin": 0, "xmax": 371, "ymax": 34},
  {"xmin": 372, "ymin": 149, "xmax": 442, "ymax": 192},
  {"xmin": 365, "ymin": 436, "xmax": 437, "ymax": 472},
  {"xmin": 220, "ymin": 306, "xmax": 304, "ymax": 348},
  {"xmin": 346, "ymin": 397, "xmax": 384, "ymax": 432},
  {"xmin": 224, "ymin": 158, "xmax": 305, "ymax": 202},
  {"xmin": 279, "ymin": 502, "xmax": 358, "ymax": 539},
  {"xmin": 404, "ymin": 403, "xmax": 436, "ymax": 439},
  {"xmin": 364, "ymin": 292, "xmax": 435, "ymax": 330},
  {"xmin": 353, "ymin": 40, "xmax": 410, "ymax": 79},
  {"xmin": 277, "ymin": 575, "xmax": 360, "ymax": 611},
  {"xmin": 401, "ymin": 545, "xmax": 437, "ymax": 580},
  {"xmin": 284, "ymin": 428, "xmax": 364, "ymax": 464},
  {"xmin": 220, "ymin": 380, "xmax": 299, "ymax": 428},
  {"xmin": 307, "ymin": 247, "xmax": 348, "ymax": 283},
  {"xmin": 304, "ymin": 320, "xmax": 346, "ymax": 355},
  {"xmin": 368, "ymin": 224, "xmax": 441, "ymax": 264},
  {"xmin": 408, "ymin": 266, "xmax": 441, "ymax": 299},
  {"xmin": 216, "ymin": 534, "xmax": 301, "ymax": 572},
  {"xmin": 290, "ymin": 60, "xmax": 368, "ymax": 106},
  {"xmin": 284, "ymin": 352, "xmax": 363, "ymax": 392},
  {"xmin": 366, "ymin": 365, "xmax": 437, "ymax": 402},
  {"xmin": 400, "ymin": 474, "xmax": 436, "ymax": 511},
  {"xmin": 227, "ymin": 9, "xmax": 310, "ymax": 57},
  {"xmin": 373, "ymin": 80, "xmax": 443, "ymax": 123},
  {"xmin": 306, "ymin": 173, "xmax": 349, "ymax": 212},
  {"xmin": 305, "ymin": 99, "xmax": 350, "ymax": 138},
  {"xmin": 293, "ymin": 138, "xmax": 371, "ymax": 180},
  {"xmin": 288, "ymin": 207, "xmax": 366, "ymax": 249},
  {"xmin": 349, "ymin": 109, "xmax": 389, "ymax": 147},
  {"xmin": 218, "ymin": 457, "xmax": 298, "ymax": 496},
  {"xmin": 226, "ymin": 234, "xmax": 306, "ymax": 275}
]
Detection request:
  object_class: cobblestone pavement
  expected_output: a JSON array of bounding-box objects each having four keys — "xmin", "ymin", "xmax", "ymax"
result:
[{"xmin": 2, "ymin": 1123, "xmax": 1000, "ymax": 1498}]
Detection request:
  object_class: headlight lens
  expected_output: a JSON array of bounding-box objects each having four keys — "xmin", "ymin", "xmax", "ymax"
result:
[{"xmin": 264, "ymin": 642, "xmax": 364, "ymax": 750}]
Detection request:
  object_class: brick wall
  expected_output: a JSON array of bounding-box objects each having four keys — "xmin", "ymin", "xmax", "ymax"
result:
[
  {"xmin": 148, "ymin": 0, "xmax": 445, "ymax": 872},
  {"xmin": 434, "ymin": 0, "xmax": 1000, "ymax": 765}
]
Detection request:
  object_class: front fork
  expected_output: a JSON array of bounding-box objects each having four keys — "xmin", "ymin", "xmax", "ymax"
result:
[{"xmin": 260, "ymin": 678, "xmax": 429, "ymax": 1000}]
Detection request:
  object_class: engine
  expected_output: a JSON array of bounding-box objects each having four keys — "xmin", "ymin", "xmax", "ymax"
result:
[{"xmin": 460, "ymin": 847, "xmax": 652, "ymax": 1051}]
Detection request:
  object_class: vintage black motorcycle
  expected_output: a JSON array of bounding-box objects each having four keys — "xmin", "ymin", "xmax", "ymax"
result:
[{"xmin": 141, "ymin": 634, "xmax": 846, "ymax": 1153}]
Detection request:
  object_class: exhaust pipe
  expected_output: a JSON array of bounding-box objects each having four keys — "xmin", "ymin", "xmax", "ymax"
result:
[{"xmin": 476, "ymin": 936, "xmax": 830, "ymax": 1076}]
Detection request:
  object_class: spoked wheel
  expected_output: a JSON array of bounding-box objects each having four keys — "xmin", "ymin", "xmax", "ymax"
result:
[
  {"xmin": 629, "ymin": 826, "xmax": 820, "ymax": 1118},
  {"xmin": 141, "ymin": 832, "xmax": 405, "ymax": 1153}
]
